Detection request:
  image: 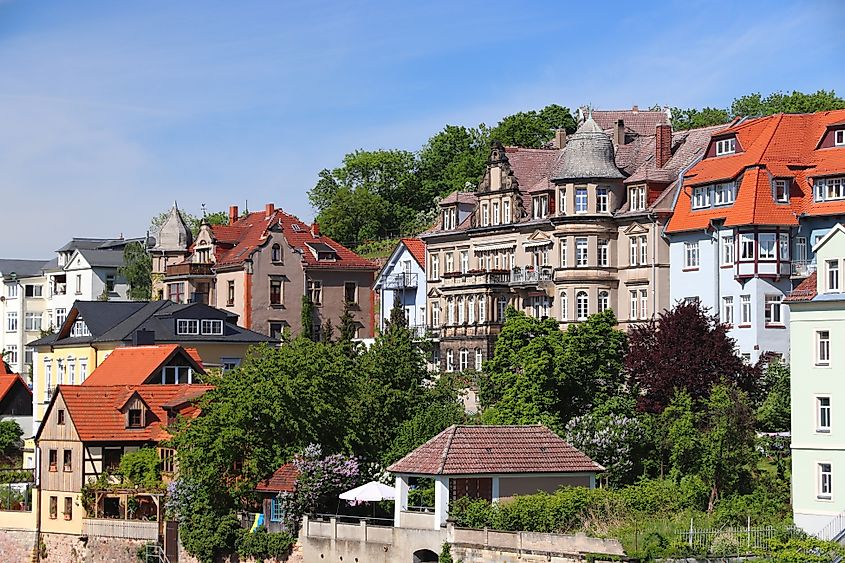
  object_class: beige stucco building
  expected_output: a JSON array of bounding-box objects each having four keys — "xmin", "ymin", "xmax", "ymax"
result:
[{"xmin": 422, "ymin": 108, "xmax": 716, "ymax": 369}]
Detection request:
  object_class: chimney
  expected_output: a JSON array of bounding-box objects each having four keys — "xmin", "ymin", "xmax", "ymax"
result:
[
  {"xmin": 655, "ymin": 124, "xmax": 672, "ymax": 168},
  {"xmin": 228, "ymin": 205, "xmax": 239, "ymax": 225},
  {"xmin": 311, "ymin": 222, "xmax": 320, "ymax": 237},
  {"xmin": 614, "ymin": 119, "xmax": 625, "ymax": 146},
  {"xmin": 133, "ymin": 329, "xmax": 155, "ymax": 346},
  {"xmin": 265, "ymin": 203, "xmax": 275, "ymax": 218},
  {"xmin": 632, "ymin": 104, "xmax": 639, "ymax": 113},
  {"xmin": 553, "ymin": 129, "xmax": 567, "ymax": 149}
]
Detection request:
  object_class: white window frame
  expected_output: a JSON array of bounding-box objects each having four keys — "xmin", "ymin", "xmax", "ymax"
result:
[
  {"xmin": 176, "ymin": 319, "xmax": 200, "ymax": 335},
  {"xmin": 817, "ymin": 330, "xmax": 831, "ymax": 366},
  {"xmin": 576, "ymin": 291, "xmax": 588, "ymax": 321},
  {"xmin": 758, "ymin": 233, "xmax": 776, "ymax": 260},
  {"xmin": 692, "ymin": 186, "xmax": 710, "ymax": 209},
  {"xmin": 684, "ymin": 241, "xmax": 699, "ymax": 269},
  {"xmin": 836, "ymin": 129, "xmax": 845, "ymax": 147},
  {"xmin": 6, "ymin": 312, "xmax": 17, "ymax": 333},
  {"xmin": 492, "ymin": 201, "xmax": 500, "ymax": 225},
  {"xmin": 575, "ymin": 238, "xmax": 588, "ymax": 267},
  {"xmin": 639, "ymin": 235, "xmax": 648, "ymax": 265},
  {"xmin": 478, "ymin": 296, "xmax": 486, "ymax": 323},
  {"xmin": 559, "ymin": 188, "xmax": 567, "ymax": 215},
  {"xmin": 532, "ymin": 194, "xmax": 549, "ymax": 219},
  {"xmin": 560, "ymin": 240, "xmax": 567, "ymax": 267},
  {"xmin": 630, "ymin": 237, "xmax": 638, "ymax": 266},
  {"xmin": 502, "ymin": 199, "xmax": 511, "ymax": 223},
  {"xmin": 819, "ymin": 462, "xmax": 833, "ymax": 500},
  {"xmin": 779, "ymin": 233, "xmax": 789, "ymax": 260},
  {"xmin": 816, "ymin": 177, "xmax": 845, "ymax": 202},
  {"xmin": 481, "ymin": 203, "xmax": 489, "ymax": 227},
  {"xmin": 740, "ymin": 295, "xmax": 752, "ymax": 325},
  {"xmin": 467, "ymin": 296, "xmax": 475, "ymax": 324},
  {"xmin": 721, "ymin": 236, "xmax": 734, "ymax": 266},
  {"xmin": 740, "ymin": 233, "xmax": 755, "ymax": 261},
  {"xmin": 722, "ymin": 296, "xmax": 734, "ymax": 325},
  {"xmin": 598, "ymin": 291, "xmax": 609, "ymax": 313},
  {"xmin": 25, "ymin": 312, "xmax": 42, "ymax": 332},
  {"xmin": 715, "ymin": 137, "xmax": 736, "ymax": 156},
  {"xmin": 201, "ymin": 319, "xmax": 224, "ymax": 335},
  {"xmin": 629, "ymin": 290, "xmax": 638, "ymax": 321},
  {"xmin": 774, "ymin": 179, "xmax": 789, "ymax": 203},
  {"xmin": 497, "ymin": 296, "xmax": 507, "ymax": 321},
  {"xmin": 596, "ymin": 188, "xmax": 609, "ymax": 213},
  {"xmin": 818, "ymin": 396, "xmax": 832, "ymax": 433},
  {"xmin": 713, "ymin": 183, "xmax": 735, "ymax": 206},
  {"xmin": 446, "ymin": 350, "xmax": 454, "ymax": 372},
  {"xmin": 457, "ymin": 296, "xmax": 465, "ymax": 324},
  {"xmin": 6, "ymin": 284, "xmax": 18, "ymax": 298},
  {"xmin": 629, "ymin": 186, "xmax": 646, "ymax": 211},
  {"xmin": 828, "ymin": 260, "xmax": 840, "ymax": 292},
  {"xmin": 460, "ymin": 251, "xmax": 469, "ymax": 274},
  {"xmin": 459, "ymin": 348, "xmax": 469, "ymax": 371},
  {"xmin": 430, "ymin": 255, "xmax": 439, "ymax": 280},
  {"xmin": 575, "ymin": 188, "xmax": 588, "ymax": 214},
  {"xmin": 431, "ymin": 301, "xmax": 440, "ymax": 327},
  {"xmin": 597, "ymin": 240, "xmax": 609, "ymax": 267},
  {"xmin": 474, "ymin": 348, "xmax": 483, "ymax": 371},
  {"xmin": 639, "ymin": 289, "xmax": 648, "ymax": 320},
  {"xmin": 765, "ymin": 294, "xmax": 783, "ymax": 326},
  {"xmin": 560, "ymin": 291, "xmax": 567, "ymax": 321}
]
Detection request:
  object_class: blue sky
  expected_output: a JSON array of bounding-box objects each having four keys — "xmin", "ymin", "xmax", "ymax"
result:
[{"xmin": 1, "ymin": 0, "xmax": 843, "ymax": 257}]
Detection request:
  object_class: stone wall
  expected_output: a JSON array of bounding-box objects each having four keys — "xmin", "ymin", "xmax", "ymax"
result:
[
  {"xmin": 0, "ymin": 528, "xmax": 36, "ymax": 562},
  {"xmin": 40, "ymin": 533, "xmax": 148, "ymax": 563}
]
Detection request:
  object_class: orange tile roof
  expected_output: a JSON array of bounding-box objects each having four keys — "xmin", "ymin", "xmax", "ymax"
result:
[
  {"xmin": 387, "ymin": 425, "xmax": 603, "ymax": 475},
  {"xmin": 212, "ymin": 209, "xmax": 378, "ymax": 271},
  {"xmin": 400, "ymin": 238, "xmax": 426, "ymax": 269},
  {"xmin": 668, "ymin": 110, "xmax": 845, "ymax": 233},
  {"xmin": 784, "ymin": 271, "xmax": 818, "ymax": 302},
  {"xmin": 0, "ymin": 374, "xmax": 30, "ymax": 403},
  {"xmin": 0, "ymin": 361, "xmax": 13, "ymax": 376},
  {"xmin": 55, "ymin": 384, "xmax": 213, "ymax": 442},
  {"xmin": 256, "ymin": 462, "xmax": 299, "ymax": 493},
  {"xmin": 82, "ymin": 345, "xmax": 204, "ymax": 386}
]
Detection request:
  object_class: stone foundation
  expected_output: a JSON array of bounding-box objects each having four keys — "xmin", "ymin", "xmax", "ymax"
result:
[
  {"xmin": 41, "ymin": 533, "xmax": 148, "ymax": 563},
  {"xmin": 0, "ymin": 528, "xmax": 37, "ymax": 562}
]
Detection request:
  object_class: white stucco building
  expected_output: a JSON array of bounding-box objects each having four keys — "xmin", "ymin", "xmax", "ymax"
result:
[
  {"xmin": 667, "ymin": 110, "xmax": 845, "ymax": 363},
  {"xmin": 0, "ymin": 260, "xmax": 49, "ymax": 380},
  {"xmin": 373, "ymin": 238, "xmax": 427, "ymax": 336}
]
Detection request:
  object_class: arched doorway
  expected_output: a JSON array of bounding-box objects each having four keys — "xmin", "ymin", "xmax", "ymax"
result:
[{"xmin": 412, "ymin": 548, "xmax": 439, "ymax": 562}]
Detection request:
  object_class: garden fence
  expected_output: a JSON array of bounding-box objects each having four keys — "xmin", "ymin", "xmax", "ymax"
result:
[{"xmin": 676, "ymin": 522, "xmax": 800, "ymax": 553}]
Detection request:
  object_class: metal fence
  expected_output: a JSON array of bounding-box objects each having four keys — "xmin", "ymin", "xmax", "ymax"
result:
[{"xmin": 677, "ymin": 524, "xmax": 800, "ymax": 553}]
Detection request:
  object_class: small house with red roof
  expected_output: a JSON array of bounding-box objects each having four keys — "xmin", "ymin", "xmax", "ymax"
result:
[
  {"xmin": 81, "ymin": 344, "xmax": 204, "ymax": 387},
  {"xmin": 162, "ymin": 203, "xmax": 379, "ymax": 341},
  {"xmin": 374, "ymin": 238, "xmax": 427, "ymax": 336},
  {"xmin": 35, "ymin": 383, "xmax": 212, "ymax": 535},
  {"xmin": 667, "ymin": 109, "xmax": 845, "ymax": 363},
  {"xmin": 387, "ymin": 425, "xmax": 603, "ymax": 530},
  {"xmin": 255, "ymin": 462, "xmax": 299, "ymax": 532},
  {"xmin": 0, "ymin": 371, "xmax": 33, "ymax": 438}
]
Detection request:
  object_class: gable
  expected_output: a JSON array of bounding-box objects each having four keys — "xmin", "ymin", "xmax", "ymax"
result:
[
  {"xmin": 36, "ymin": 392, "xmax": 81, "ymax": 442},
  {"xmin": 623, "ymin": 222, "xmax": 650, "ymax": 235}
]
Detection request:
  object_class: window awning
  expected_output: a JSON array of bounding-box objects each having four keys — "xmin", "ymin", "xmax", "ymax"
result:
[
  {"xmin": 523, "ymin": 239, "xmax": 553, "ymax": 248},
  {"xmin": 473, "ymin": 242, "xmax": 516, "ymax": 253}
]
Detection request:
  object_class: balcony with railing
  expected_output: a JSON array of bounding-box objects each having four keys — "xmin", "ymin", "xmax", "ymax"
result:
[
  {"xmin": 510, "ymin": 266, "xmax": 554, "ymax": 286},
  {"xmin": 791, "ymin": 260, "xmax": 817, "ymax": 278},
  {"xmin": 165, "ymin": 262, "xmax": 214, "ymax": 277},
  {"xmin": 440, "ymin": 270, "xmax": 511, "ymax": 289},
  {"xmin": 384, "ymin": 272, "xmax": 419, "ymax": 289}
]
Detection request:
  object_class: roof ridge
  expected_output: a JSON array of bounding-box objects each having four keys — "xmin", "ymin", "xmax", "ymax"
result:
[{"xmin": 438, "ymin": 425, "xmax": 458, "ymax": 474}]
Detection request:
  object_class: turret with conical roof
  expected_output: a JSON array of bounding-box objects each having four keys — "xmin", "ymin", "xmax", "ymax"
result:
[
  {"xmin": 552, "ymin": 116, "xmax": 624, "ymax": 181},
  {"xmin": 154, "ymin": 202, "xmax": 193, "ymax": 251}
]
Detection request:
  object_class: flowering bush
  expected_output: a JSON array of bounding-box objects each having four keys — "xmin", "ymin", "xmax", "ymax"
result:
[
  {"xmin": 564, "ymin": 410, "xmax": 645, "ymax": 487},
  {"xmin": 280, "ymin": 444, "xmax": 361, "ymax": 531}
]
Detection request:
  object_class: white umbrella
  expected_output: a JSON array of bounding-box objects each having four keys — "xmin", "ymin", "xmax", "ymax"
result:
[{"xmin": 339, "ymin": 481, "xmax": 396, "ymax": 502}]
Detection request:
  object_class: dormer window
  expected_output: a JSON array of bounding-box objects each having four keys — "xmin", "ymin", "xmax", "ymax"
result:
[
  {"xmin": 773, "ymin": 179, "xmax": 790, "ymax": 203},
  {"xmin": 827, "ymin": 260, "xmax": 840, "ymax": 292},
  {"xmin": 596, "ymin": 188, "xmax": 609, "ymax": 213},
  {"xmin": 70, "ymin": 320, "xmax": 91, "ymax": 338},
  {"xmin": 271, "ymin": 244, "xmax": 282, "ymax": 263},
  {"xmin": 692, "ymin": 186, "xmax": 710, "ymax": 209},
  {"xmin": 629, "ymin": 186, "xmax": 646, "ymax": 211},
  {"xmin": 481, "ymin": 203, "xmax": 489, "ymax": 226},
  {"xmin": 442, "ymin": 207, "xmax": 458, "ymax": 230},
  {"xmin": 713, "ymin": 183, "xmax": 735, "ymax": 206},
  {"xmin": 306, "ymin": 242, "xmax": 337, "ymax": 261},
  {"xmin": 532, "ymin": 194, "xmax": 549, "ymax": 219},
  {"xmin": 128, "ymin": 408, "xmax": 143, "ymax": 428},
  {"xmin": 815, "ymin": 177, "xmax": 845, "ymax": 202},
  {"xmin": 836, "ymin": 129, "xmax": 845, "ymax": 147},
  {"xmin": 196, "ymin": 247, "xmax": 211, "ymax": 263},
  {"xmin": 176, "ymin": 319, "xmax": 199, "ymax": 335},
  {"xmin": 200, "ymin": 319, "xmax": 223, "ymax": 335},
  {"xmin": 162, "ymin": 365, "xmax": 193, "ymax": 384},
  {"xmin": 715, "ymin": 137, "xmax": 736, "ymax": 156}
]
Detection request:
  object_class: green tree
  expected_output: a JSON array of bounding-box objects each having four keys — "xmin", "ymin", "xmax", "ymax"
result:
[
  {"xmin": 417, "ymin": 124, "xmax": 490, "ymax": 198},
  {"xmin": 757, "ymin": 359, "xmax": 791, "ymax": 432},
  {"xmin": 118, "ymin": 448, "xmax": 162, "ymax": 488},
  {"xmin": 491, "ymin": 104, "xmax": 577, "ymax": 147},
  {"xmin": 301, "ymin": 295, "xmax": 315, "ymax": 340},
  {"xmin": 670, "ymin": 107, "xmax": 731, "ymax": 130},
  {"xmin": 732, "ymin": 89, "xmax": 845, "ymax": 117},
  {"xmin": 118, "ymin": 241, "xmax": 152, "ymax": 300},
  {"xmin": 0, "ymin": 420, "xmax": 23, "ymax": 459},
  {"xmin": 381, "ymin": 392, "xmax": 466, "ymax": 467}
]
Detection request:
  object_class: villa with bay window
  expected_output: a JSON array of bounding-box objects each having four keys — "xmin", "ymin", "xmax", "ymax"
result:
[{"xmin": 667, "ymin": 109, "xmax": 845, "ymax": 363}]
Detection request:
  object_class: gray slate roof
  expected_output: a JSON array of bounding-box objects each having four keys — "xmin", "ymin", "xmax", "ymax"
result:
[
  {"xmin": 76, "ymin": 249, "xmax": 127, "ymax": 268},
  {"xmin": 552, "ymin": 117, "xmax": 625, "ymax": 181},
  {"xmin": 0, "ymin": 259, "xmax": 49, "ymax": 279},
  {"xmin": 28, "ymin": 300, "xmax": 275, "ymax": 347}
]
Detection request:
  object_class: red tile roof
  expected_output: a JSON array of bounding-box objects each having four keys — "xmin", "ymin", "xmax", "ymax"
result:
[
  {"xmin": 505, "ymin": 147, "xmax": 560, "ymax": 192},
  {"xmin": 82, "ymin": 345, "xmax": 205, "ymax": 386},
  {"xmin": 591, "ymin": 108, "xmax": 670, "ymax": 137},
  {"xmin": 667, "ymin": 110, "xmax": 845, "ymax": 233},
  {"xmin": 400, "ymin": 238, "xmax": 426, "ymax": 269},
  {"xmin": 0, "ymin": 374, "xmax": 30, "ymax": 403},
  {"xmin": 439, "ymin": 192, "xmax": 477, "ymax": 206},
  {"xmin": 387, "ymin": 425, "xmax": 603, "ymax": 475},
  {"xmin": 784, "ymin": 271, "xmax": 818, "ymax": 302},
  {"xmin": 54, "ymin": 384, "xmax": 213, "ymax": 442},
  {"xmin": 211, "ymin": 208, "xmax": 378, "ymax": 271},
  {"xmin": 0, "ymin": 361, "xmax": 13, "ymax": 376},
  {"xmin": 256, "ymin": 462, "xmax": 299, "ymax": 493}
]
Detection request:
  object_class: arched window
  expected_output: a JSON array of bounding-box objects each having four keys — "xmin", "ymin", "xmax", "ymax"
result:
[
  {"xmin": 457, "ymin": 296, "xmax": 465, "ymax": 324},
  {"xmin": 598, "ymin": 290, "xmax": 610, "ymax": 313},
  {"xmin": 576, "ymin": 291, "xmax": 589, "ymax": 321},
  {"xmin": 478, "ymin": 295, "xmax": 487, "ymax": 323},
  {"xmin": 497, "ymin": 296, "xmax": 508, "ymax": 321},
  {"xmin": 467, "ymin": 296, "xmax": 475, "ymax": 324},
  {"xmin": 447, "ymin": 298, "xmax": 455, "ymax": 325},
  {"xmin": 459, "ymin": 348, "xmax": 469, "ymax": 371},
  {"xmin": 474, "ymin": 348, "xmax": 483, "ymax": 371},
  {"xmin": 560, "ymin": 291, "xmax": 568, "ymax": 321},
  {"xmin": 271, "ymin": 243, "xmax": 282, "ymax": 262}
]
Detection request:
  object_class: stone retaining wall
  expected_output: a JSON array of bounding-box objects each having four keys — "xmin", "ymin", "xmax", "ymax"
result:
[{"xmin": 0, "ymin": 528, "xmax": 36, "ymax": 562}]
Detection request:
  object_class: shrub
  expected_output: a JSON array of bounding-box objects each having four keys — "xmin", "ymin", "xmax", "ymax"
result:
[
  {"xmin": 236, "ymin": 527, "xmax": 295, "ymax": 560},
  {"xmin": 119, "ymin": 448, "xmax": 162, "ymax": 488}
]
